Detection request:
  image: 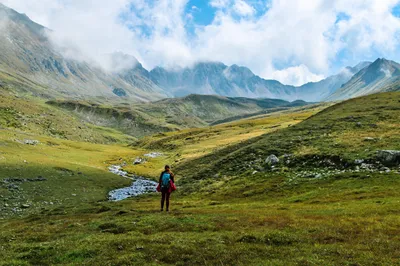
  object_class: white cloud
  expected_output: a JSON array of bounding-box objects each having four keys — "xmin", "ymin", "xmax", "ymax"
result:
[
  {"xmin": 210, "ymin": 0, "xmax": 231, "ymax": 8},
  {"xmin": 1, "ymin": 0, "xmax": 400, "ymax": 85},
  {"xmin": 233, "ymin": 0, "xmax": 255, "ymax": 16},
  {"xmin": 0, "ymin": 0, "xmax": 139, "ymax": 70},
  {"xmin": 271, "ymin": 65, "xmax": 325, "ymax": 86}
]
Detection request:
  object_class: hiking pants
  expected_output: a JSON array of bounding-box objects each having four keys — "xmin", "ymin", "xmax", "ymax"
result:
[{"xmin": 161, "ymin": 190, "xmax": 170, "ymax": 210}]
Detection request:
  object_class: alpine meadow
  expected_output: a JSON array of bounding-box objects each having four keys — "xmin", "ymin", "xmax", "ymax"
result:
[{"xmin": 1, "ymin": 1, "xmax": 400, "ymax": 266}]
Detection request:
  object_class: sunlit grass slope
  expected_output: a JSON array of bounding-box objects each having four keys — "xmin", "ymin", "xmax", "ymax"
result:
[
  {"xmin": 1, "ymin": 92, "xmax": 400, "ymax": 265},
  {"xmin": 0, "ymin": 98, "xmax": 322, "ymax": 219},
  {"xmin": 0, "ymin": 90, "xmax": 135, "ymax": 143},
  {"xmin": 179, "ymin": 92, "xmax": 400, "ymax": 180}
]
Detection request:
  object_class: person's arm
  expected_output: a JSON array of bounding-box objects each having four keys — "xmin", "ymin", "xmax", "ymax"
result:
[{"xmin": 170, "ymin": 172, "xmax": 175, "ymax": 183}]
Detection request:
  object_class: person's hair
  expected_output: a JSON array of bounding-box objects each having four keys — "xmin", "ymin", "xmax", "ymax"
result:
[{"xmin": 165, "ymin": 165, "xmax": 170, "ymax": 170}]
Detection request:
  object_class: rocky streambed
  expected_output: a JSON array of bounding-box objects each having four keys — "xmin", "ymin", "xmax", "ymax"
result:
[{"xmin": 108, "ymin": 165, "xmax": 158, "ymax": 201}]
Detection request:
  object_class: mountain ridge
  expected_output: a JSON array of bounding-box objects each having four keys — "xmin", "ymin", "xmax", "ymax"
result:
[
  {"xmin": 148, "ymin": 60, "xmax": 371, "ymax": 102},
  {"xmin": 0, "ymin": 3, "xmax": 398, "ymax": 103},
  {"xmin": 326, "ymin": 58, "xmax": 400, "ymax": 101}
]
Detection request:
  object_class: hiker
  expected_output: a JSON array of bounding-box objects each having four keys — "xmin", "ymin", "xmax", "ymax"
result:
[{"xmin": 158, "ymin": 165, "xmax": 176, "ymax": 212}]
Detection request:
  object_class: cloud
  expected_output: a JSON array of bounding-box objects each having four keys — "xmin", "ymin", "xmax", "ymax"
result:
[
  {"xmin": 210, "ymin": 0, "xmax": 231, "ymax": 8},
  {"xmin": 1, "ymin": 0, "xmax": 139, "ymax": 70},
  {"xmin": 1, "ymin": 0, "xmax": 400, "ymax": 85},
  {"xmin": 233, "ymin": 0, "xmax": 255, "ymax": 16},
  {"xmin": 271, "ymin": 65, "xmax": 325, "ymax": 86}
]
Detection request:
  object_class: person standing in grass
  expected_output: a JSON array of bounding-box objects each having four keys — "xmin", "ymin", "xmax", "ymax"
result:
[{"xmin": 158, "ymin": 165, "xmax": 175, "ymax": 212}]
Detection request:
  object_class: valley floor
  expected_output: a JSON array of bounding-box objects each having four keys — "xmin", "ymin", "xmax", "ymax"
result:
[
  {"xmin": 1, "ymin": 172, "xmax": 400, "ymax": 265},
  {"xmin": 1, "ymin": 92, "xmax": 400, "ymax": 265}
]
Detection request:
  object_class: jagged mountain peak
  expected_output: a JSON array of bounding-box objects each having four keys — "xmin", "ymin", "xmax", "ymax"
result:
[
  {"xmin": 326, "ymin": 58, "xmax": 400, "ymax": 101},
  {"xmin": 224, "ymin": 64, "xmax": 254, "ymax": 81},
  {"xmin": 346, "ymin": 61, "xmax": 372, "ymax": 73},
  {"xmin": 356, "ymin": 58, "xmax": 400, "ymax": 80}
]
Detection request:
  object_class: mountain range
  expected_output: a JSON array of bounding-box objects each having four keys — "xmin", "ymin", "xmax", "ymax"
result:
[
  {"xmin": 1, "ymin": 3, "xmax": 400, "ymax": 103},
  {"xmin": 326, "ymin": 58, "xmax": 400, "ymax": 101}
]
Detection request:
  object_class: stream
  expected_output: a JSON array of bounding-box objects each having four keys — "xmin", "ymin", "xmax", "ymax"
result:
[{"xmin": 108, "ymin": 165, "xmax": 158, "ymax": 201}]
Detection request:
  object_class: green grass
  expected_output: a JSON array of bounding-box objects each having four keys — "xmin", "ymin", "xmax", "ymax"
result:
[
  {"xmin": 1, "ymin": 171, "xmax": 399, "ymax": 265},
  {"xmin": 1, "ymin": 92, "xmax": 400, "ymax": 265},
  {"xmin": 0, "ymin": 90, "xmax": 135, "ymax": 143},
  {"xmin": 179, "ymin": 92, "xmax": 400, "ymax": 180}
]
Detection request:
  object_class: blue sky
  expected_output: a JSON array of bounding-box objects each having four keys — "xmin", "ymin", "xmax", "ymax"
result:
[{"xmin": 3, "ymin": 0, "xmax": 400, "ymax": 86}]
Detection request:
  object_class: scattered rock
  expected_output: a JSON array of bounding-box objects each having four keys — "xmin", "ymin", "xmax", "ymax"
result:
[
  {"xmin": 6, "ymin": 184, "xmax": 20, "ymax": 190},
  {"xmin": 144, "ymin": 152, "xmax": 163, "ymax": 158},
  {"xmin": 355, "ymin": 122, "xmax": 362, "ymax": 128},
  {"xmin": 361, "ymin": 163, "xmax": 375, "ymax": 170},
  {"xmin": 21, "ymin": 204, "xmax": 30, "ymax": 209},
  {"xmin": 265, "ymin": 155, "xmax": 279, "ymax": 165},
  {"xmin": 363, "ymin": 137, "xmax": 376, "ymax": 142},
  {"xmin": 376, "ymin": 150, "xmax": 400, "ymax": 166},
  {"xmin": 133, "ymin": 158, "xmax": 146, "ymax": 165},
  {"xmin": 24, "ymin": 139, "xmax": 39, "ymax": 145},
  {"xmin": 354, "ymin": 159, "xmax": 364, "ymax": 165},
  {"xmin": 3, "ymin": 177, "xmax": 47, "ymax": 183},
  {"xmin": 252, "ymin": 171, "xmax": 258, "ymax": 175}
]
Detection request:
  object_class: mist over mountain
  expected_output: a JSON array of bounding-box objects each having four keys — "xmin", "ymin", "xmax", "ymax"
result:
[
  {"xmin": 1, "ymin": 3, "xmax": 399, "ymax": 103},
  {"xmin": 0, "ymin": 3, "xmax": 166, "ymax": 102}
]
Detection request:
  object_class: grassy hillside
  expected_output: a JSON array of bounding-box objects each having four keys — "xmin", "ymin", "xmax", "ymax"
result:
[
  {"xmin": 1, "ymin": 92, "xmax": 400, "ymax": 265},
  {"xmin": 180, "ymin": 92, "xmax": 400, "ymax": 181},
  {"xmin": 0, "ymin": 91, "xmax": 135, "ymax": 144},
  {"xmin": 134, "ymin": 104, "xmax": 325, "ymax": 163},
  {"xmin": 47, "ymin": 94, "xmax": 309, "ymax": 138},
  {"xmin": 139, "ymin": 94, "xmax": 304, "ymax": 124},
  {"xmin": 0, "ymin": 101, "xmax": 323, "ymax": 218},
  {"xmin": 46, "ymin": 100, "xmax": 181, "ymax": 138}
]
